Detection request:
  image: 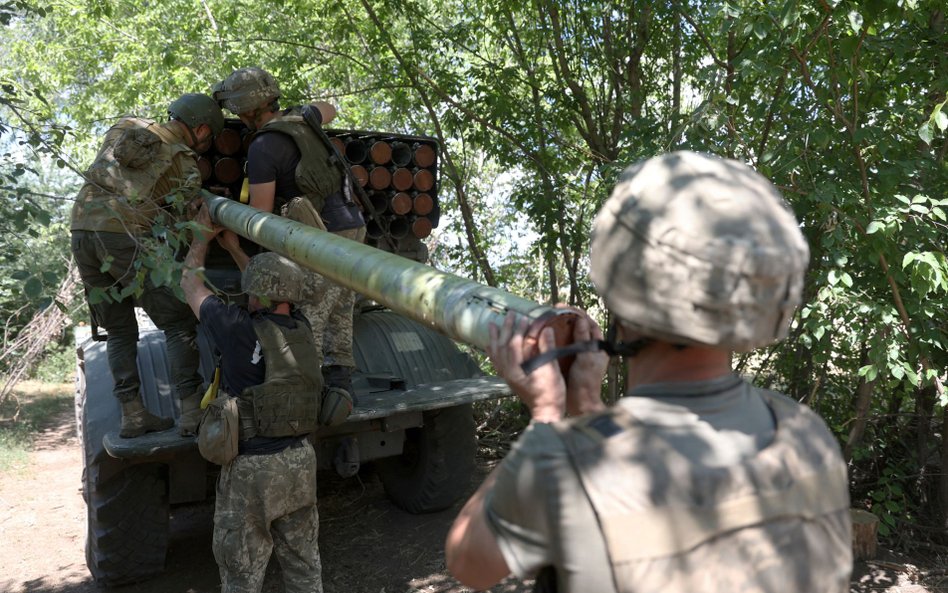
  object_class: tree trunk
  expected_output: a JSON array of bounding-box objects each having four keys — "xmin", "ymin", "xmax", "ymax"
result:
[
  {"xmin": 940, "ymin": 406, "xmax": 948, "ymax": 529},
  {"xmin": 843, "ymin": 343, "xmax": 875, "ymax": 462},
  {"xmin": 850, "ymin": 509, "xmax": 879, "ymax": 560},
  {"xmin": 671, "ymin": 3, "xmax": 682, "ymax": 140}
]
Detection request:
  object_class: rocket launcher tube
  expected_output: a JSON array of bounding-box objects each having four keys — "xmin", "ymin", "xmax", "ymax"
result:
[{"xmin": 203, "ymin": 191, "xmax": 577, "ymax": 359}]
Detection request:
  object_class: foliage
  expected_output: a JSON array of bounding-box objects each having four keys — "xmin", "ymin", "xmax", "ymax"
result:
[
  {"xmin": 29, "ymin": 338, "xmax": 75, "ymax": 383},
  {"xmin": 0, "ymin": 0, "xmax": 946, "ymax": 541}
]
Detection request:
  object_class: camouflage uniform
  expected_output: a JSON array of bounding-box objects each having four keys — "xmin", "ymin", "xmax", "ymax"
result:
[
  {"xmin": 485, "ymin": 378, "xmax": 852, "ymax": 593},
  {"xmin": 71, "ymin": 117, "xmax": 203, "ymax": 406},
  {"xmin": 299, "ymin": 225, "xmax": 367, "ymax": 369},
  {"xmin": 213, "ymin": 440, "xmax": 321, "ymax": 593},
  {"xmin": 213, "ymin": 68, "xmax": 365, "ymax": 392},
  {"xmin": 200, "ymin": 253, "xmax": 326, "ymax": 593},
  {"xmin": 474, "ymin": 152, "xmax": 851, "ymax": 591}
]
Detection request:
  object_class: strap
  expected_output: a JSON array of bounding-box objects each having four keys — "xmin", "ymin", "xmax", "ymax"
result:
[{"xmin": 519, "ymin": 338, "xmax": 651, "ymax": 374}]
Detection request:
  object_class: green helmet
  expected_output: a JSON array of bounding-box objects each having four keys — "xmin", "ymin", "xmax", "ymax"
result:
[
  {"xmin": 212, "ymin": 67, "xmax": 281, "ymax": 115},
  {"xmin": 242, "ymin": 252, "xmax": 306, "ymax": 303},
  {"xmin": 168, "ymin": 93, "xmax": 225, "ymax": 136},
  {"xmin": 589, "ymin": 151, "xmax": 810, "ymax": 352}
]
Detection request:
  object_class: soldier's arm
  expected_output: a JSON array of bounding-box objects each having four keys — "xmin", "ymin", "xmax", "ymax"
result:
[
  {"xmin": 181, "ymin": 205, "xmax": 220, "ymax": 319},
  {"xmin": 248, "ymin": 180, "xmax": 277, "ymax": 216},
  {"xmin": 445, "ymin": 468, "xmax": 510, "ymax": 589}
]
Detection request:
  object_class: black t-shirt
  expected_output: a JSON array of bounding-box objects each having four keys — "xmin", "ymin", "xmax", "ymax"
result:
[
  {"xmin": 199, "ymin": 295, "xmax": 305, "ymax": 454},
  {"xmin": 246, "ymin": 112, "xmax": 364, "ymax": 232}
]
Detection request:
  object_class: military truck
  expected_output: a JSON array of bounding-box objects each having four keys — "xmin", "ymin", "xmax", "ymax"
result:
[{"xmin": 75, "ymin": 119, "xmax": 576, "ymax": 586}]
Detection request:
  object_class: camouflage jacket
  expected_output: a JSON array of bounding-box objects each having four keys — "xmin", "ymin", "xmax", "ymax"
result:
[{"xmin": 70, "ymin": 117, "xmax": 201, "ymax": 235}]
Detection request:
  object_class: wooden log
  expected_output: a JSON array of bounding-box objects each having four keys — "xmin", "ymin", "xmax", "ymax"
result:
[{"xmin": 851, "ymin": 508, "xmax": 879, "ymax": 560}]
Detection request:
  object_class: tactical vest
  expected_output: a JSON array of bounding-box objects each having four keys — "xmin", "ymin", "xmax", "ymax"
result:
[
  {"xmin": 553, "ymin": 390, "xmax": 852, "ymax": 593},
  {"xmin": 257, "ymin": 115, "xmax": 343, "ymax": 213},
  {"xmin": 238, "ymin": 315, "xmax": 324, "ymax": 438},
  {"xmin": 71, "ymin": 118, "xmax": 199, "ymax": 234}
]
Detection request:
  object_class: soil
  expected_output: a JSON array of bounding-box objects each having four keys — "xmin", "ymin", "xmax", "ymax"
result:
[{"xmin": 1, "ymin": 383, "xmax": 946, "ymax": 593}]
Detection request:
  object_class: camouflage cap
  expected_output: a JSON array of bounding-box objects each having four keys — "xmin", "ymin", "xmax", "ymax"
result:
[
  {"xmin": 212, "ymin": 67, "xmax": 280, "ymax": 115},
  {"xmin": 242, "ymin": 252, "xmax": 306, "ymax": 304},
  {"xmin": 589, "ymin": 151, "xmax": 810, "ymax": 352}
]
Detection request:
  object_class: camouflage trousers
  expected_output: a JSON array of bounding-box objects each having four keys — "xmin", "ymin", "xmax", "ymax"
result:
[
  {"xmin": 299, "ymin": 225, "xmax": 366, "ymax": 369},
  {"xmin": 71, "ymin": 230, "xmax": 202, "ymax": 403},
  {"xmin": 213, "ymin": 440, "xmax": 322, "ymax": 593}
]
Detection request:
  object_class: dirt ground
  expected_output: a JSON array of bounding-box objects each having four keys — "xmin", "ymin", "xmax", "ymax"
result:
[{"xmin": 1, "ymin": 384, "xmax": 946, "ymax": 593}]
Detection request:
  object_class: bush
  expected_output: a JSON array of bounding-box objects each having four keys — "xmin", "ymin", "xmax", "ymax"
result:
[{"xmin": 30, "ymin": 341, "xmax": 75, "ymax": 383}]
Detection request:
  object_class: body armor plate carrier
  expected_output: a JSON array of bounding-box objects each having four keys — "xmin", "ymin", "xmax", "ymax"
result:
[
  {"xmin": 258, "ymin": 115, "xmax": 342, "ymax": 213},
  {"xmin": 239, "ymin": 315, "xmax": 324, "ymax": 438}
]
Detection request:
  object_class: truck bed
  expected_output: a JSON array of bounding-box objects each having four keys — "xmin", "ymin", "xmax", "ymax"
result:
[{"xmin": 102, "ymin": 376, "xmax": 511, "ymax": 459}]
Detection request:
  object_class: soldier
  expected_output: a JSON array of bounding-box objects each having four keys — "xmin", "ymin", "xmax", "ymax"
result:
[
  {"xmin": 445, "ymin": 152, "xmax": 853, "ymax": 592},
  {"xmin": 70, "ymin": 93, "xmax": 224, "ymax": 438},
  {"xmin": 211, "ymin": 67, "xmax": 366, "ymax": 404},
  {"xmin": 180, "ymin": 205, "xmax": 325, "ymax": 593}
]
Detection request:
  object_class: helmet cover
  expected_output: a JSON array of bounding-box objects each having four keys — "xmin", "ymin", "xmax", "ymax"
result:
[
  {"xmin": 589, "ymin": 151, "xmax": 810, "ymax": 351},
  {"xmin": 212, "ymin": 67, "xmax": 281, "ymax": 115},
  {"xmin": 242, "ymin": 252, "xmax": 306, "ymax": 304}
]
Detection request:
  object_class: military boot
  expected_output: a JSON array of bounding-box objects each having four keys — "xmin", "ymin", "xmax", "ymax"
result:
[
  {"xmin": 120, "ymin": 399, "xmax": 174, "ymax": 438},
  {"xmin": 178, "ymin": 390, "xmax": 203, "ymax": 437}
]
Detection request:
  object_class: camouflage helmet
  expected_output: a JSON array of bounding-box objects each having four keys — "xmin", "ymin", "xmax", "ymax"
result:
[
  {"xmin": 589, "ymin": 151, "xmax": 810, "ymax": 352},
  {"xmin": 212, "ymin": 67, "xmax": 280, "ymax": 115},
  {"xmin": 242, "ymin": 252, "xmax": 306, "ymax": 304},
  {"xmin": 168, "ymin": 93, "xmax": 225, "ymax": 136}
]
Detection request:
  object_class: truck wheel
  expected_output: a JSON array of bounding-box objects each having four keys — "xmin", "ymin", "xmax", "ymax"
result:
[
  {"xmin": 84, "ymin": 463, "xmax": 169, "ymax": 586},
  {"xmin": 377, "ymin": 404, "xmax": 476, "ymax": 513}
]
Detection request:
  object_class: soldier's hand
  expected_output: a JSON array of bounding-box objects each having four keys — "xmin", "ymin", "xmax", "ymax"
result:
[
  {"xmin": 561, "ymin": 309, "xmax": 608, "ymax": 417},
  {"xmin": 193, "ymin": 204, "xmax": 220, "ymax": 243},
  {"xmin": 216, "ymin": 230, "xmax": 241, "ymax": 254},
  {"xmin": 487, "ymin": 312, "xmax": 565, "ymax": 423}
]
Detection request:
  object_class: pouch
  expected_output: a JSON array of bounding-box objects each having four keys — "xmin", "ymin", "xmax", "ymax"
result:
[{"xmin": 197, "ymin": 395, "xmax": 239, "ymax": 465}]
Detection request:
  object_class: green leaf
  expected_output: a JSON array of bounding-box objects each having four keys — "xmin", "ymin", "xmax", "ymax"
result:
[
  {"xmin": 24, "ymin": 276, "xmax": 42, "ymax": 299},
  {"xmin": 779, "ymin": 0, "xmax": 798, "ymax": 27},
  {"xmin": 891, "ymin": 364, "xmax": 905, "ymax": 380},
  {"xmin": 935, "ymin": 111, "xmax": 948, "ymax": 132},
  {"xmin": 918, "ymin": 123, "xmax": 932, "ymax": 145},
  {"xmin": 753, "ymin": 21, "xmax": 767, "ymax": 40},
  {"xmin": 847, "ymin": 11, "xmax": 864, "ymax": 34},
  {"xmin": 866, "ymin": 221, "xmax": 884, "ymax": 234},
  {"xmin": 858, "ymin": 364, "xmax": 878, "ymax": 382},
  {"xmin": 905, "ymin": 367, "xmax": 920, "ymax": 387},
  {"xmin": 841, "ymin": 272, "xmax": 853, "ymax": 288}
]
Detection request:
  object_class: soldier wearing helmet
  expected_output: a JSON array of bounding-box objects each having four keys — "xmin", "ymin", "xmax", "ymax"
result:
[
  {"xmin": 70, "ymin": 93, "xmax": 224, "ymax": 438},
  {"xmin": 180, "ymin": 204, "xmax": 347, "ymax": 593},
  {"xmin": 212, "ymin": 66, "xmax": 366, "ymax": 410},
  {"xmin": 446, "ymin": 152, "xmax": 853, "ymax": 592}
]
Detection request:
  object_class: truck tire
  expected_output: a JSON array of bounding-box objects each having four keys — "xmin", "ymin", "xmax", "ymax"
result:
[
  {"xmin": 76, "ymin": 323, "xmax": 178, "ymax": 586},
  {"xmin": 85, "ymin": 463, "xmax": 169, "ymax": 585},
  {"xmin": 377, "ymin": 404, "xmax": 476, "ymax": 513}
]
